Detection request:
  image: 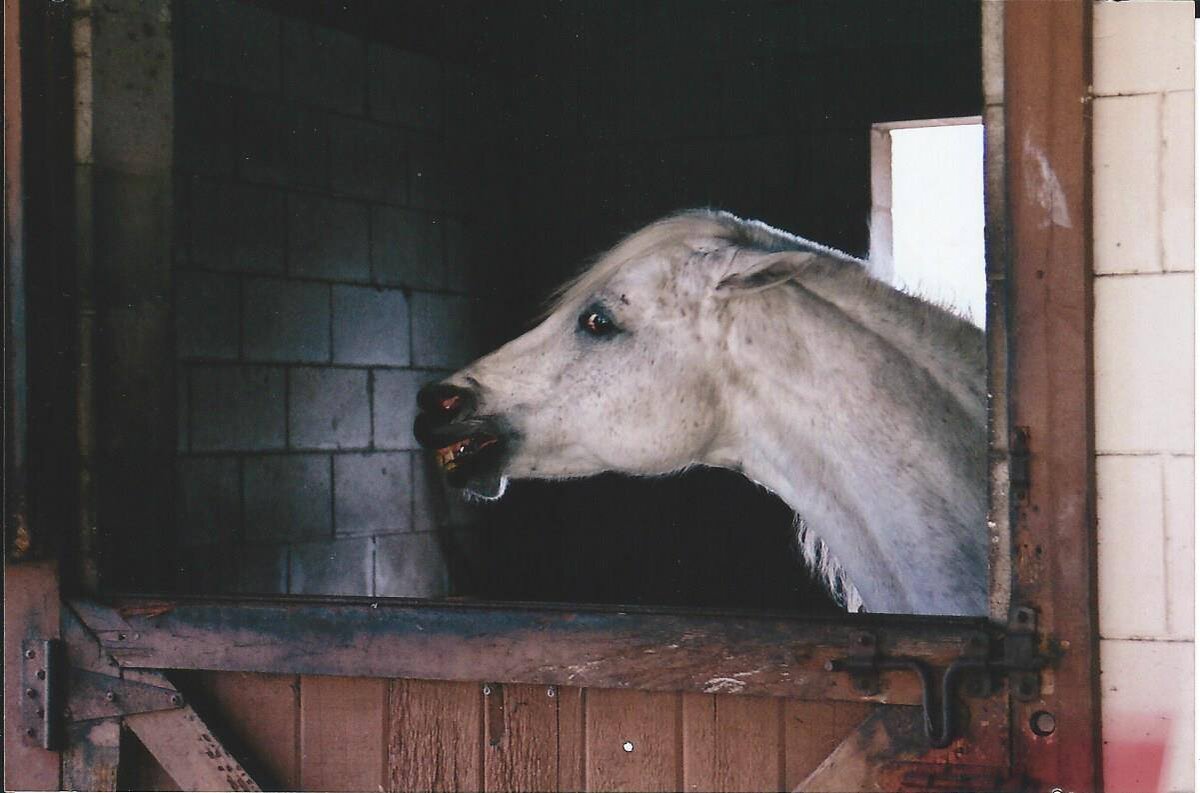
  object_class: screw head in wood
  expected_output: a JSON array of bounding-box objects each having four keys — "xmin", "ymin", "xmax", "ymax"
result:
[
  {"xmin": 105, "ymin": 690, "xmax": 116, "ymax": 702},
  {"xmin": 622, "ymin": 741, "xmax": 634, "ymax": 752},
  {"xmin": 24, "ymin": 649, "xmax": 35, "ymax": 659},
  {"xmin": 25, "ymin": 688, "xmax": 37, "ymax": 699},
  {"xmin": 169, "ymin": 693, "xmax": 183, "ymax": 706}
]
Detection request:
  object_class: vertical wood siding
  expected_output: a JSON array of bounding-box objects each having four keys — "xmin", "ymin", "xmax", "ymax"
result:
[{"xmin": 125, "ymin": 674, "xmax": 873, "ymax": 792}]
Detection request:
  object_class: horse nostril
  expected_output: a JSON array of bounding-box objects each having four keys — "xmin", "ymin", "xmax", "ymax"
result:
[{"xmin": 417, "ymin": 383, "xmax": 475, "ymax": 422}]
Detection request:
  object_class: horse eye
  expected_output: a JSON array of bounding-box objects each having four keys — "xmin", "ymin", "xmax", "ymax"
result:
[{"xmin": 578, "ymin": 306, "xmax": 616, "ymax": 337}]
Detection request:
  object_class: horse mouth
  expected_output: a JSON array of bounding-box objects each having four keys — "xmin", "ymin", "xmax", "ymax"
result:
[
  {"xmin": 435, "ymin": 433, "xmax": 500, "ymax": 477},
  {"xmin": 413, "ymin": 414, "xmax": 510, "ymax": 494}
]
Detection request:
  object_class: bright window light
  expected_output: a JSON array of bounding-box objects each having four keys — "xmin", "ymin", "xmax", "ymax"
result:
[{"xmin": 887, "ymin": 123, "xmax": 986, "ymax": 327}]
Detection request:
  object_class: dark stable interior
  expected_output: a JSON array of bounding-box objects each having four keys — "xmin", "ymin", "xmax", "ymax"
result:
[{"xmin": 69, "ymin": 0, "xmax": 983, "ymax": 609}]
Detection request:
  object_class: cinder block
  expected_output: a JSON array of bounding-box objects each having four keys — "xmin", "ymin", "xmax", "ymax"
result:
[
  {"xmin": 368, "ymin": 45, "xmax": 443, "ymax": 131},
  {"xmin": 371, "ymin": 207, "xmax": 444, "ymax": 290},
  {"xmin": 282, "ymin": 21, "xmax": 365, "ymax": 115},
  {"xmin": 411, "ymin": 292, "xmax": 478, "ymax": 368},
  {"xmin": 289, "ymin": 367, "xmax": 371, "ymax": 449},
  {"xmin": 332, "ymin": 285, "xmax": 410, "ymax": 366},
  {"xmin": 290, "ymin": 536, "xmax": 372, "ymax": 595},
  {"xmin": 444, "ymin": 217, "xmax": 473, "ymax": 292},
  {"xmin": 1096, "ymin": 455, "xmax": 1167, "ymax": 638},
  {"xmin": 176, "ymin": 456, "xmax": 240, "ymax": 547},
  {"xmin": 408, "ymin": 134, "xmax": 447, "ymax": 210},
  {"xmin": 238, "ymin": 97, "xmax": 330, "ymax": 188},
  {"xmin": 242, "ymin": 278, "xmax": 330, "ymax": 363},
  {"xmin": 190, "ymin": 178, "xmax": 286, "ymax": 274},
  {"xmin": 233, "ymin": 543, "xmax": 289, "ymax": 595},
  {"xmin": 334, "ymin": 452, "xmax": 413, "ymax": 535},
  {"xmin": 175, "ymin": 270, "xmax": 240, "ymax": 360},
  {"xmin": 372, "ymin": 369, "xmax": 427, "ymax": 450},
  {"xmin": 182, "ymin": 0, "xmax": 281, "ymax": 92},
  {"xmin": 444, "ymin": 65, "xmax": 505, "ymax": 142},
  {"xmin": 176, "ymin": 80, "xmax": 235, "ymax": 178},
  {"xmin": 287, "ymin": 194, "xmax": 370, "ymax": 282},
  {"xmin": 375, "ymin": 533, "xmax": 448, "ymax": 597},
  {"xmin": 1100, "ymin": 638, "xmax": 1195, "ymax": 793},
  {"xmin": 1094, "ymin": 0, "xmax": 1194, "ymax": 96},
  {"xmin": 1164, "ymin": 456, "xmax": 1194, "ymax": 639},
  {"xmin": 1094, "ymin": 273, "xmax": 1194, "ymax": 453},
  {"xmin": 1162, "ymin": 91, "xmax": 1195, "ymax": 273},
  {"xmin": 1093, "ymin": 95, "xmax": 1160, "ymax": 274},
  {"xmin": 243, "ymin": 454, "xmax": 331, "ymax": 541},
  {"xmin": 329, "ymin": 116, "xmax": 407, "ymax": 204},
  {"xmin": 190, "ymin": 365, "xmax": 286, "ymax": 451}
]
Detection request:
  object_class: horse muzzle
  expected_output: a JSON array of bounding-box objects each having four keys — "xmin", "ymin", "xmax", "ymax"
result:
[{"xmin": 413, "ymin": 382, "xmax": 511, "ymax": 489}]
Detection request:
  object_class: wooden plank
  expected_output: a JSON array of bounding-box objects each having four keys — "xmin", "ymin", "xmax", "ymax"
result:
[
  {"xmin": 584, "ymin": 689, "xmax": 681, "ymax": 792},
  {"xmin": 126, "ymin": 705, "xmax": 262, "ymax": 791},
  {"xmin": 555, "ymin": 686, "xmax": 585, "ymax": 791},
  {"xmin": 680, "ymin": 694, "xmax": 716, "ymax": 791},
  {"xmin": 783, "ymin": 701, "xmax": 875, "ymax": 790},
  {"xmin": 483, "ymin": 683, "xmax": 559, "ymax": 792},
  {"xmin": 79, "ymin": 596, "xmax": 988, "ymax": 704},
  {"xmin": 795, "ymin": 706, "xmax": 926, "ymax": 793},
  {"xmin": 194, "ymin": 671, "xmax": 300, "ymax": 790},
  {"xmin": 118, "ymin": 725, "xmax": 181, "ymax": 792},
  {"xmin": 3, "ymin": 561, "xmax": 61, "ymax": 791},
  {"xmin": 62, "ymin": 719, "xmax": 122, "ymax": 792},
  {"xmin": 300, "ymin": 676, "xmax": 386, "ymax": 792},
  {"xmin": 1004, "ymin": 3, "xmax": 1100, "ymax": 792},
  {"xmin": 387, "ymin": 679, "xmax": 482, "ymax": 792},
  {"xmin": 712, "ymin": 696, "xmax": 784, "ymax": 792}
]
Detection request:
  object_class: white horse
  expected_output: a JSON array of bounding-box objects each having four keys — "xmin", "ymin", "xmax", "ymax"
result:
[{"xmin": 414, "ymin": 210, "xmax": 987, "ymax": 615}]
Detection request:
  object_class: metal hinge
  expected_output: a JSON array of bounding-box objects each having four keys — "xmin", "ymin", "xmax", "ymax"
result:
[
  {"xmin": 20, "ymin": 638, "xmax": 186, "ymax": 751},
  {"xmin": 827, "ymin": 607, "xmax": 1049, "ymax": 748}
]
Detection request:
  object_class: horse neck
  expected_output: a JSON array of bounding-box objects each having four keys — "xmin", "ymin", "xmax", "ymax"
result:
[{"xmin": 710, "ymin": 266, "xmax": 987, "ymax": 615}]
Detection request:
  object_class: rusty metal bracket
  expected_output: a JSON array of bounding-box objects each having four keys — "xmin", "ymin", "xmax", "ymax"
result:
[
  {"xmin": 20, "ymin": 633, "xmax": 186, "ymax": 753},
  {"xmin": 20, "ymin": 638, "xmax": 66, "ymax": 750},
  {"xmin": 828, "ymin": 609, "xmax": 1048, "ymax": 748},
  {"xmin": 66, "ymin": 668, "xmax": 185, "ymax": 722}
]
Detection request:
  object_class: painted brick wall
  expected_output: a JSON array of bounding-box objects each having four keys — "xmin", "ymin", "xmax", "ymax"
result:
[
  {"xmin": 172, "ymin": 0, "xmax": 511, "ymax": 597},
  {"xmin": 1091, "ymin": 4, "xmax": 1195, "ymax": 792}
]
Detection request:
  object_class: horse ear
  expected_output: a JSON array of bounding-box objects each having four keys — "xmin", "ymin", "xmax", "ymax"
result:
[{"xmin": 715, "ymin": 250, "xmax": 817, "ymax": 294}]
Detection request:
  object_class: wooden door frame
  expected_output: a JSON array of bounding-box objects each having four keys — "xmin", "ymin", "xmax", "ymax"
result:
[{"xmin": 5, "ymin": 2, "xmax": 1099, "ymax": 791}]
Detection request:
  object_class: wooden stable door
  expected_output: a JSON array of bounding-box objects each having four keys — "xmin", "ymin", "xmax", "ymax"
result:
[{"xmin": 122, "ymin": 673, "xmax": 875, "ymax": 792}]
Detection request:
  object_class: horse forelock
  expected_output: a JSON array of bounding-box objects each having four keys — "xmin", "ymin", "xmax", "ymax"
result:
[{"xmin": 543, "ymin": 210, "xmax": 859, "ymax": 317}]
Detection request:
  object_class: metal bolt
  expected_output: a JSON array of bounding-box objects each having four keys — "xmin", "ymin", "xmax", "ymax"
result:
[
  {"xmin": 36, "ymin": 669, "xmax": 46, "ymax": 680},
  {"xmin": 25, "ymin": 728, "xmax": 36, "ymax": 738},
  {"xmin": 169, "ymin": 693, "xmax": 184, "ymax": 707},
  {"xmin": 1030, "ymin": 710, "xmax": 1057, "ymax": 737},
  {"xmin": 622, "ymin": 741, "xmax": 634, "ymax": 752},
  {"xmin": 105, "ymin": 690, "xmax": 116, "ymax": 702},
  {"xmin": 482, "ymin": 685, "xmax": 492, "ymax": 696},
  {"xmin": 36, "ymin": 707, "xmax": 45, "ymax": 717},
  {"xmin": 546, "ymin": 687, "xmax": 556, "ymax": 698},
  {"xmin": 24, "ymin": 649, "xmax": 36, "ymax": 659},
  {"xmin": 25, "ymin": 688, "xmax": 37, "ymax": 699}
]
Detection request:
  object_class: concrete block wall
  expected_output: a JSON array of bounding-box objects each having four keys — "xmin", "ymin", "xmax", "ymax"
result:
[
  {"xmin": 173, "ymin": 0, "xmax": 509, "ymax": 598},
  {"xmin": 1091, "ymin": 4, "xmax": 1195, "ymax": 792}
]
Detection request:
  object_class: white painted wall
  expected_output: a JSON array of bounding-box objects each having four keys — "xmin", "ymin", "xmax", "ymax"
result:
[{"xmin": 1092, "ymin": 3, "xmax": 1195, "ymax": 792}]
